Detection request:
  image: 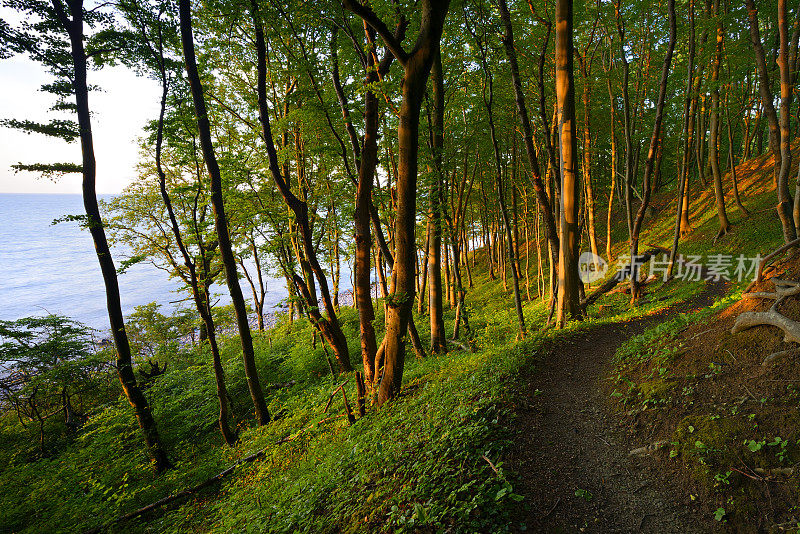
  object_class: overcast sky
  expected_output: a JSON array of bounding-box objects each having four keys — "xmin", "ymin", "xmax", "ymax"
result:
[{"xmin": 0, "ymin": 54, "xmax": 161, "ymax": 195}]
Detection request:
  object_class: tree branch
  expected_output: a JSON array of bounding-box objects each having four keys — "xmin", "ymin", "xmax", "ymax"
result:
[{"xmin": 341, "ymin": 0, "xmax": 408, "ymax": 66}]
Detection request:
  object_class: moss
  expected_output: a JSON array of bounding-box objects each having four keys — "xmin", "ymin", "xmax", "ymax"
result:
[
  {"xmin": 639, "ymin": 378, "xmax": 675, "ymax": 404},
  {"xmin": 673, "ymin": 415, "xmax": 741, "ymax": 484}
]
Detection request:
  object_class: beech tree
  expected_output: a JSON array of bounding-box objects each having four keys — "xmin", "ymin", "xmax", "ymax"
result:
[
  {"xmin": 3, "ymin": 0, "xmax": 172, "ymax": 472},
  {"xmin": 344, "ymin": 0, "xmax": 451, "ymax": 404},
  {"xmin": 555, "ymin": 0, "xmax": 581, "ymax": 326},
  {"xmin": 178, "ymin": 0, "xmax": 271, "ymax": 425}
]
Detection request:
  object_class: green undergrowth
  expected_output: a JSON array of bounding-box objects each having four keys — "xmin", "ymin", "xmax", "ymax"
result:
[{"xmin": 0, "ymin": 263, "xmax": 555, "ymax": 533}]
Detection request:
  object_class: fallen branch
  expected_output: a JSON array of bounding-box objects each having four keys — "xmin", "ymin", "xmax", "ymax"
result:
[
  {"xmin": 340, "ymin": 384, "xmax": 356, "ymax": 425},
  {"xmin": 745, "ymin": 237, "xmax": 800, "ymax": 292},
  {"xmin": 729, "ymin": 466, "xmax": 765, "ymax": 482},
  {"xmin": 542, "ymin": 497, "xmax": 560, "ymax": 519},
  {"xmin": 773, "ymin": 519, "xmax": 800, "ymax": 531},
  {"xmin": 481, "ymin": 454, "xmax": 501, "ymax": 476},
  {"xmin": 317, "ymin": 413, "xmax": 346, "ymax": 426},
  {"xmin": 86, "ymin": 434, "xmax": 300, "ymax": 534},
  {"xmin": 753, "ymin": 467, "xmax": 795, "ymax": 477},
  {"xmin": 582, "ymin": 246, "xmax": 669, "ymax": 309},
  {"xmin": 628, "ymin": 440, "xmax": 669, "ymax": 457},
  {"xmin": 763, "ymin": 349, "xmax": 797, "ymax": 366},
  {"xmin": 323, "ymin": 380, "xmax": 348, "ymax": 413}
]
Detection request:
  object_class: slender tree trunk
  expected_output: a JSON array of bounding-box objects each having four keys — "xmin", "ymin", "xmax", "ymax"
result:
[
  {"xmin": 181, "ymin": 0, "xmax": 271, "ymax": 425},
  {"xmin": 250, "ymin": 1, "xmax": 352, "ymax": 372},
  {"xmin": 497, "ymin": 0, "xmax": 560, "ymax": 302},
  {"xmin": 779, "ymin": 0, "xmax": 800, "ymax": 232},
  {"xmin": 578, "ymin": 51, "xmax": 599, "ymax": 269},
  {"xmin": 485, "ymin": 72, "xmax": 526, "ymax": 337},
  {"xmin": 345, "ymin": 0, "xmax": 450, "ymax": 404},
  {"xmin": 709, "ymin": 0, "xmax": 732, "ymax": 237},
  {"xmin": 724, "ymin": 89, "xmax": 749, "ymax": 217},
  {"xmin": 427, "ymin": 49, "xmax": 447, "ymax": 353},
  {"xmin": 605, "ymin": 59, "xmax": 617, "ymax": 261},
  {"xmin": 151, "ymin": 51, "xmax": 237, "ymax": 446},
  {"xmin": 418, "ymin": 228, "xmax": 429, "ymax": 314},
  {"xmin": 628, "ymin": 0, "xmax": 676, "ymax": 300},
  {"xmin": 669, "ymin": 0, "xmax": 697, "ymax": 279},
  {"xmin": 748, "ymin": 0, "xmax": 796, "ymax": 242},
  {"xmin": 60, "ymin": 0, "xmax": 171, "ymax": 471}
]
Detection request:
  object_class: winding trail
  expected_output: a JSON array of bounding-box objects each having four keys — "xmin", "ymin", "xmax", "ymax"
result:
[{"xmin": 507, "ymin": 280, "xmax": 726, "ymax": 533}]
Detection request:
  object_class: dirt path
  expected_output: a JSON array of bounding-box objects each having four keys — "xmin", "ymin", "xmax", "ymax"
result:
[{"xmin": 506, "ymin": 281, "xmax": 726, "ymax": 533}]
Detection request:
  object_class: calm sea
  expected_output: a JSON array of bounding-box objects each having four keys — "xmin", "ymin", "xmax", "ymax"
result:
[{"xmin": 0, "ymin": 193, "xmax": 308, "ymax": 332}]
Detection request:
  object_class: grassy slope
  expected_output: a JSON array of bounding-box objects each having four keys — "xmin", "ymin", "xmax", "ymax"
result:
[{"xmin": 0, "ymin": 146, "xmax": 789, "ymax": 533}]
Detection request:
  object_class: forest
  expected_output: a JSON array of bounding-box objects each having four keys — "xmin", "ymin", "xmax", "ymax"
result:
[{"xmin": 2, "ymin": 0, "xmax": 800, "ymax": 531}]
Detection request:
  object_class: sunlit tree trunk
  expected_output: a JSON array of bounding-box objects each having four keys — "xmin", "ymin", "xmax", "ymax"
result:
[
  {"xmin": 555, "ymin": 0, "xmax": 581, "ymax": 326},
  {"xmin": 708, "ymin": 0, "xmax": 731, "ymax": 237},
  {"xmin": 428, "ymin": 49, "xmax": 447, "ymax": 354},
  {"xmin": 747, "ymin": 0, "xmax": 796, "ymax": 242},
  {"xmin": 345, "ymin": 0, "xmax": 450, "ymax": 405}
]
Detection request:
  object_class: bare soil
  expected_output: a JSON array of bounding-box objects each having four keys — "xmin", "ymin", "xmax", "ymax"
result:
[{"xmin": 505, "ymin": 280, "xmax": 726, "ymax": 533}]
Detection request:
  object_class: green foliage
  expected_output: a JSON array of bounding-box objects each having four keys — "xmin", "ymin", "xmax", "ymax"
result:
[
  {"xmin": 0, "ymin": 118, "xmax": 79, "ymax": 141},
  {"xmin": 126, "ymin": 302, "xmax": 195, "ymax": 364},
  {"xmin": 10, "ymin": 162, "xmax": 82, "ymax": 178},
  {"xmin": 0, "ymin": 315, "xmax": 109, "ymax": 448}
]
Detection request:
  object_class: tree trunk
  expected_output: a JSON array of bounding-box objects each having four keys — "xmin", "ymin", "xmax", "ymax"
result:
[
  {"xmin": 556, "ymin": 0, "xmax": 582, "ymax": 326},
  {"xmin": 428, "ymin": 49, "xmax": 447, "ymax": 354},
  {"xmin": 708, "ymin": 0, "xmax": 731, "ymax": 237},
  {"xmin": 351, "ymin": 27, "xmax": 381, "ymax": 385},
  {"xmin": 628, "ymin": 0, "xmax": 677, "ymax": 299},
  {"xmin": 250, "ymin": 0, "xmax": 352, "ymax": 372},
  {"xmin": 60, "ymin": 0, "xmax": 171, "ymax": 470},
  {"xmin": 151, "ymin": 45, "xmax": 237, "ymax": 446},
  {"xmin": 779, "ymin": 0, "xmax": 799, "ymax": 232},
  {"xmin": 748, "ymin": 0, "xmax": 796, "ymax": 242},
  {"xmin": 578, "ymin": 50, "xmax": 600, "ymax": 269},
  {"xmin": 483, "ymin": 54, "xmax": 526, "ymax": 338},
  {"xmin": 181, "ymin": 0, "xmax": 271, "ymax": 425},
  {"xmin": 497, "ymin": 0, "xmax": 560, "ymax": 301},
  {"xmin": 605, "ymin": 56, "xmax": 618, "ymax": 261},
  {"xmin": 345, "ymin": 0, "xmax": 450, "ymax": 405},
  {"xmin": 668, "ymin": 0, "xmax": 697, "ymax": 279}
]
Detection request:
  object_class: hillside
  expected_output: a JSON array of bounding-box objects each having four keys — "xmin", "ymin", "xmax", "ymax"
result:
[{"xmin": 0, "ymin": 143, "xmax": 794, "ymax": 534}]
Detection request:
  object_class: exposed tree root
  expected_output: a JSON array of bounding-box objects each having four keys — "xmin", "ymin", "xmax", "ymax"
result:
[
  {"xmin": 733, "ymin": 279, "xmax": 800, "ymax": 346},
  {"xmin": 744, "ymin": 237, "xmax": 800, "ymax": 292}
]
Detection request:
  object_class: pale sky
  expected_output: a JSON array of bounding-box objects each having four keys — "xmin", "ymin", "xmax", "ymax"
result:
[{"xmin": 0, "ymin": 55, "xmax": 161, "ymax": 194}]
